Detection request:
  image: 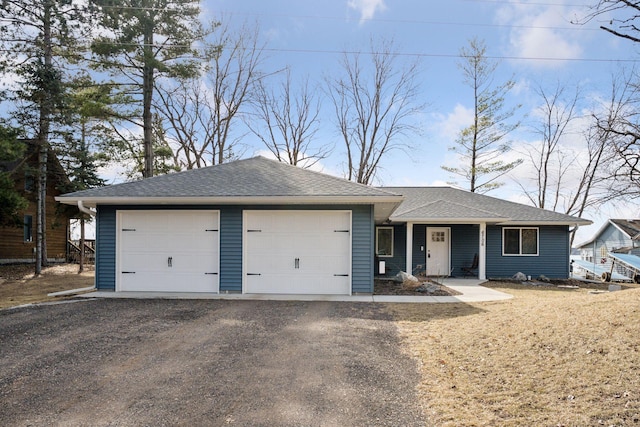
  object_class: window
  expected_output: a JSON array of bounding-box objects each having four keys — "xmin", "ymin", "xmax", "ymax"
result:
[
  {"xmin": 24, "ymin": 172, "xmax": 35, "ymax": 192},
  {"xmin": 23, "ymin": 215, "xmax": 33, "ymax": 242},
  {"xmin": 431, "ymin": 231, "xmax": 445, "ymax": 242},
  {"xmin": 376, "ymin": 227, "xmax": 394, "ymax": 257},
  {"xmin": 503, "ymin": 227, "xmax": 538, "ymax": 256}
]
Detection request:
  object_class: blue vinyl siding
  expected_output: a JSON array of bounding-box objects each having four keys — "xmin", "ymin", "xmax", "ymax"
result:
[
  {"xmin": 387, "ymin": 223, "xmax": 569, "ymax": 278},
  {"xmin": 383, "ymin": 224, "xmax": 480, "ymax": 277},
  {"xmin": 352, "ymin": 205, "xmax": 375, "ymax": 293},
  {"xmin": 95, "ymin": 206, "xmax": 116, "ymax": 291},
  {"xmin": 450, "ymin": 225, "xmax": 480, "ymax": 276},
  {"xmin": 374, "ymin": 224, "xmax": 406, "ymax": 277},
  {"xmin": 220, "ymin": 207, "xmax": 242, "ymax": 292},
  {"xmin": 486, "ymin": 225, "xmax": 570, "ymax": 279},
  {"xmin": 93, "ymin": 204, "xmax": 375, "ymax": 294}
]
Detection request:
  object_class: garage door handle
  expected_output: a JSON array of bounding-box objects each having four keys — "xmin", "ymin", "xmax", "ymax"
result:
[
  {"xmin": 168, "ymin": 257, "xmax": 172, "ymax": 267},
  {"xmin": 247, "ymin": 273, "xmax": 261, "ymax": 276},
  {"xmin": 295, "ymin": 258, "xmax": 300, "ymax": 269},
  {"xmin": 334, "ymin": 274, "xmax": 349, "ymax": 277}
]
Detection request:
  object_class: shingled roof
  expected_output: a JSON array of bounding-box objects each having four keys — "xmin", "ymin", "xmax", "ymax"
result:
[
  {"xmin": 384, "ymin": 187, "xmax": 590, "ymax": 225},
  {"xmin": 56, "ymin": 156, "xmax": 403, "ymax": 221},
  {"xmin": 610, "ymin": 219, "xmax": 640, "ymax": 240}
]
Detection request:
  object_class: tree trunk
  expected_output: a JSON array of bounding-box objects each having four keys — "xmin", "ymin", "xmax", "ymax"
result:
[
  {"xmin": 35, "ymin": 0, "xmax": 54, "ymax": 275},
  {"xmin": 142, "ymin": 13, "xmax": 154, "ymax": 178}
]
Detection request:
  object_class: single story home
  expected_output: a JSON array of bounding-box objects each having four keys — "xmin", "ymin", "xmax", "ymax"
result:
[{"xmin": 56, "ymin": 156, "xmax": 591, "ymax": 294}]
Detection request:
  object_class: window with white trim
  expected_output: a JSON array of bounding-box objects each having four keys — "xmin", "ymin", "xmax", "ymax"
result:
[
  {"xmin": 503, "ymin": 227, "xmax": 538, "ymax": 256},
  {"xmin": 376, "ymin": 227, "xmax": 394, "ymax": 257}
]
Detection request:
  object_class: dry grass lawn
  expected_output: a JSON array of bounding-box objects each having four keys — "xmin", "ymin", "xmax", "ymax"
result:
[
  {"xmin": 389, "ymin": 282, "xmax": 640, "ymax": 426},
  {"xmin": 0, "ymin": 264, "xmax": 94, "ymax": 309}
]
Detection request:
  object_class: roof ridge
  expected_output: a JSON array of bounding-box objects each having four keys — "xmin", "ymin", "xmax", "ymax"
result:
[{"xmin": 258, "ymin": 156, "xmax": 402, "ymax": 196}]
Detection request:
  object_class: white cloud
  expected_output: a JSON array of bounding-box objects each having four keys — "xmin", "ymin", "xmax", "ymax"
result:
[
  {"xmin": 495, "ymin": 2, "xmax": 584, "ymax": 67},
  {"xmin": 347, "ymin": 0, "xmax": 386, "ymax": 24},
  {"xmin": 432, "ymin": 104, "xmax": 473, "ymax": 142}
]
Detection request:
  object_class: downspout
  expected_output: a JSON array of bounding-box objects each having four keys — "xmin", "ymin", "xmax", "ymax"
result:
[
  {"xmin": 77, "ymin": 200, "xmax": 96, "ymax": 217},
  {"xmin": 76, "ymin": 200, "xmax": 97, "ymax": 292}
]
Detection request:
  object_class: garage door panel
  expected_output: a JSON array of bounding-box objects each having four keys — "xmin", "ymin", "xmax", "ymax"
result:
[
  {"xmin": 244, "ymin": 210, "xmax": 351, "ymax": 295},
  {"xmin": 247, "ymin": 274, "xmax": 350, "ymax": 294},
  {"xmin": 247, "ymin": 232, "xmax": 297, "ymax": 254},
  {"xmin": 118, "ymin": 211, "xmax": 219, "ymax": 292}
]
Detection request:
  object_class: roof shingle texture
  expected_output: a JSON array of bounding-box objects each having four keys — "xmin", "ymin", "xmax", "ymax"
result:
[
  {"xmin": 386, "ymin": 187, "xmax": 588, "ymax": 223},
  {"xmin": 611, "ymin": 219, "xmax": 640, "ymax": 239},
  {"xmin": 60, "ymin": 156, "xmax": 399, "ymax": 199}
]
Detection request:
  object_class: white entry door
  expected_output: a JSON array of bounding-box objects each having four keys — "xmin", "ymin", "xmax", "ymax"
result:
[
  {"xmin": 243, "ymin": 210, "xmax": 351, "ymax": 294},
  {"xmin": 117, "ymin": 210, "xmax": 219, "ymax": 292},
  {"xmin": 426, "ymin": 227, "xmax": 450, "ymax": 276}
]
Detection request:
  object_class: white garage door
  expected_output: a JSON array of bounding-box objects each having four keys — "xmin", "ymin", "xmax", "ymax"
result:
[
  {"xmin": 244, "ymin": 210, "xmax": 351, "ymax": 294},
  {"xmin": 117, "ymin": 210, "xmax": 219, "ymax": 292}
]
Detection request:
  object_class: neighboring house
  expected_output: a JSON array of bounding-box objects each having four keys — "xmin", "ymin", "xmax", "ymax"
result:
[
  {"xmin": 575, "ymin": 219, "xmax": 640, "ymax": 279},
  {"xmin": 57, "ymin": 156, "xmax": 590, "ymax": 294},
  {"xmin": 0, "ymin": 142, "xmax": 75, "ymax": 264}
]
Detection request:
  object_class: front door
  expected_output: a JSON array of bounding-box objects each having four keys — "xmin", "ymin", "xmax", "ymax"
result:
[{"xmin": 426, "ymin": 227, "xmax": 450, "ymax": 276}]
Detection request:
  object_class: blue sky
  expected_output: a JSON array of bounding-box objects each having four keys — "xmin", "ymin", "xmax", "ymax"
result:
[{"xmin": 197, "ymin": 0, "xmax": 640, "ymax": 243}]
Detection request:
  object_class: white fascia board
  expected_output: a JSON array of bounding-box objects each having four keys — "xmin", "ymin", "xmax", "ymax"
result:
[
  {"xmin": 387, "ymin": 217, "xmax": 592, "ymax": 226},
  {"xmin": 498, "ymin": 220, "xmax": 593, "ymax": 226},
  {"xmin": 388, "ymin": 216, "xmax": 510, "ymax": 224},
  {"xmin": 56, "ymin": 195, "xmax": 404, "ymax": 208}
]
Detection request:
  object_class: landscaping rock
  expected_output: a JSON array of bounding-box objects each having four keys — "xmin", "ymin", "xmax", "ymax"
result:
[
  {"xmin": 512, "ymin": 272, "xmax": 528, "ymax": 281},
  {"xmin": 395, "ymin": 271, "xmax": 419, "ymax": 283}
]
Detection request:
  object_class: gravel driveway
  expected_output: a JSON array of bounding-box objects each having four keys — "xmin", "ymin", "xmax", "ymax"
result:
[{"xmin": 0, "ymin": 299, "xmax": 426, "ymax": 426}]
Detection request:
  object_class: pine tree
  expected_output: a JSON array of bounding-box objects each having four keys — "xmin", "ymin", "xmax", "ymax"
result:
[
  {"xmin": 0, "ymin": 0, "xmax": 87, "ymax": 274},
  {"xmin": 442, "ymin": 38, "xmax": 522, "ymax": 193}
]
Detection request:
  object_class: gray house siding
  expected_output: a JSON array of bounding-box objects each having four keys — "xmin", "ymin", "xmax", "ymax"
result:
[
  {"xmin": 599, "ymin": 224, "xmax": 631, "ymax": 252},
  {"xmin": 94, "ymin": 204, "xmax": 375, "ymax": 293},
  {"xmin": 486, "ymin": 225, "xmax": 570, "ymax": 279}
]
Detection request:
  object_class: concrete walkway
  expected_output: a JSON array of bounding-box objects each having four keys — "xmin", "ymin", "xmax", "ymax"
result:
[{"xmin": 79, "ymin": 279, "xmax": 512, "ymax": 303}]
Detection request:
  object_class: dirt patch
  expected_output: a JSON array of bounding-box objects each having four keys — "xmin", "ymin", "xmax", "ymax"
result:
[
  {"xmin": 389, "ymin": 281, "xmax": 640, "ymax": 426},
  {"xmin": 374, "ymin": 278, "xmax": 461, "ymax": 296},
  {"xmin": 0, "ymin": 263, "xmax": 94, "ymax": 309}
]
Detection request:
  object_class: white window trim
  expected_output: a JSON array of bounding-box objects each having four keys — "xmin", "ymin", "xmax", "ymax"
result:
[
  {"xmin": 376, "ymin": 226, "xmax": 394, "ymax": 258},
  {"xmin": 502, "ymin": 227, "xmax": 539, "ymax": 256}
]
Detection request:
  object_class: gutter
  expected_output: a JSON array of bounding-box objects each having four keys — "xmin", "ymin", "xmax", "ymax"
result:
[{"xmin": 77, "ymin": 200, "xmax": 96, "ymax": 217}]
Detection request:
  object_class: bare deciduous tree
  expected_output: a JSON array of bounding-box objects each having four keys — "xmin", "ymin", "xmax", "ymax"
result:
[
  {"xmin": 156, "ymin": 20, "xmax": 265, "ymax": 168},
  {"xmin": 593, "ymin": 71, "xmax": 640, "ymax": 198},
  {"xmin": 326, "ymin": 38, "xmax": 424, "ymax": 185},
  {"xmin": 248, "ymin": 69, "xmax": 330, "ymax": 168},
  {"xmin": 576, "ymin": 2, "xmax": 640, "ymax": 195},
  {"xmin": 579, "ymin": 1, "xmax": 640, "ymax": 43},
  {"xmin": 521, "ymin": 75, "xmax": 632, "ymax": 244},
  {"xmin": 521, "ymin": 82, "xmax": 581, "ymax": 210}
]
